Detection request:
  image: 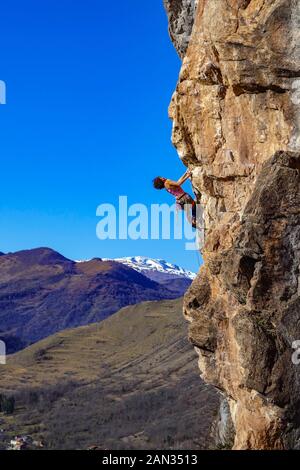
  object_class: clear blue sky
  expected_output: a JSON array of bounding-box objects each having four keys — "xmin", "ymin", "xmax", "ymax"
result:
[{"xmin": 0, "ymin": 0, "xmax": 201, "ymax": 272}]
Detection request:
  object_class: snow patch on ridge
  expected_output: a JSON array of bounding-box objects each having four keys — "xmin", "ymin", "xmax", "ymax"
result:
[{"xmin": 108, "ymin": 256, "xmax": 196, "ymax": 280}]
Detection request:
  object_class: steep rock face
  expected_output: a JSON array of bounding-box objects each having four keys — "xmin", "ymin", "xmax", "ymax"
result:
[
  {"xmin": 163, "ymin": 0, "xmax": 198, "ymax": 58},
  {"xmin": 167, "ymin": 0, "xmax": 300, "ymax": 449}
]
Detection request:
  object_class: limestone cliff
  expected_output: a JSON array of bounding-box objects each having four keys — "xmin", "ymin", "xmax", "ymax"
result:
[
  {"xmin": 165, "ymin": 0, "xmax": 300, "ymax": 449},
  {"xmin": 164, "ymin": 0, "xmax": 198, "ymax": 58}
]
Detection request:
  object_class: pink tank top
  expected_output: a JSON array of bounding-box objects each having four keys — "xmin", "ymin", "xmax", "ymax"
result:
[{"xmin": 164, "ymin": 180, "xmax": 186, "ymax": 200}]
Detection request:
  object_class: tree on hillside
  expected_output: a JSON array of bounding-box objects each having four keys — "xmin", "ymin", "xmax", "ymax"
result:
[{"xmin": 0, "ymin": 394, "xmax": 15, "ymax": 415}]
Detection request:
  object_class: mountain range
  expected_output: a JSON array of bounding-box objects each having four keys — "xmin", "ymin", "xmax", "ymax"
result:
[{"xmin": 0, "ymin": 248, "xmax": 193, "ymax": 352}]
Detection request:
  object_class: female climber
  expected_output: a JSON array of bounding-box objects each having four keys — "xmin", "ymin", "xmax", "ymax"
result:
[{"xmin": 153, "ymin": 170, "xmax": 197, "ymax": 228}]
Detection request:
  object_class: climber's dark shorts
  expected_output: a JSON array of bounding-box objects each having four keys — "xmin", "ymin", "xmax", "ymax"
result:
[
  {"xmin": 176, "ymin": 193, "xmax": 197, "ymax": 227},
  {"xmin": 176, "ymin": 193, "xmax": 196, "ymax": 213}
]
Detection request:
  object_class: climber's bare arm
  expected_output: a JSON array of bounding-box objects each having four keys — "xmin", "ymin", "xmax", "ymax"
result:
[
  {"xmin": 177, "ymin": 170, "xmax": 191, "ymax": 186},
  {"xmin": 165, "ymin": 171, "xmax": 191, "ymax": 189}
]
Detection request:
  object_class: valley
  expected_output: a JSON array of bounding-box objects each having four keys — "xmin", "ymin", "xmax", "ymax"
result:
[{"xmin": 0, "ymin": 298, "xmax": 219, "ymax": 450}]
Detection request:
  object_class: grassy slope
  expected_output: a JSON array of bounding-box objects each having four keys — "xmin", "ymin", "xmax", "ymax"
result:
[{"xmin": 0, "ymin": 298, "xmax": 219, "ymax": 450}]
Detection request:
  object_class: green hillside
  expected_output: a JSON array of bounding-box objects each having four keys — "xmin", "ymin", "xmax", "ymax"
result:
[{"xmin": 0, "ymin": 298, "xmax": 219, "ymax": 450}]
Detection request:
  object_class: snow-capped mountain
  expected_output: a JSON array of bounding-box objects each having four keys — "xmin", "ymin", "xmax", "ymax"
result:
[{"xmin": 109, "ymin": 256, "xmax": 196, "ymax": 280}]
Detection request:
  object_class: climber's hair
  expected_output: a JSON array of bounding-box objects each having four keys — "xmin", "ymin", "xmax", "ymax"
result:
[{"xmin": 153, "ymin": 177, "xmax": 165, "ymax": 190}]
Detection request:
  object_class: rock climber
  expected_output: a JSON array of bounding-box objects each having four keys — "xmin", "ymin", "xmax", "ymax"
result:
[{"xmin": 153, "ymin": 170, "xmax": 198, "ymax": 228}]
